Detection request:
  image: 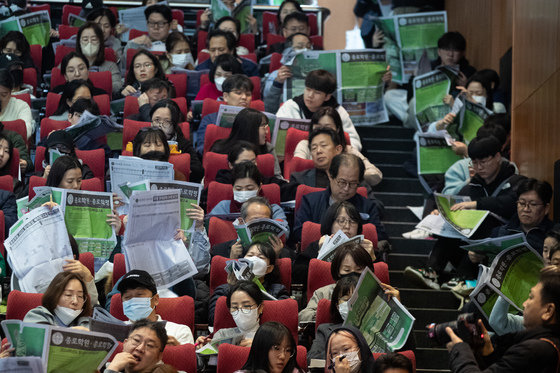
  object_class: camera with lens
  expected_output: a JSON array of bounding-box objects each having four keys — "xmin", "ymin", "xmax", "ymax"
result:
[{"xmin": 426, "ymin": 313, "xmax": 484, "ymax": 347}]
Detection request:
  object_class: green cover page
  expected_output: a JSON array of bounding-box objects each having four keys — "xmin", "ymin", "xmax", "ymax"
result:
[
  {"xmin": 435, "ymin": 193, "xmax": 489, "ymax": 237},
  {"xmin": 18, "ymin": 11, "xmax": 51, "ymax": 47},
  {"xmin": 149, "ymin": 181, "xmax": 202, "ymax": 231},
  {"xmin": 284, "ymin": 51, "xmax": 337, "ymax": 101},
  {"xmin": 414, "ymin": 70, "xmax": 451, "ymax": 131},
  {"xmin": 417, "ymin": 134, "xmax": 461, "ymax": 175},
  {"xmin": 460, "ymin": 100, "xmax": 491, "ymax": 143}
]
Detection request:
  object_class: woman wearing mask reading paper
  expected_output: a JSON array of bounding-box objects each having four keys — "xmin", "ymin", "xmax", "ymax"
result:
[
  {"xmin": 325, "ymin": 325, "xmax": 375, "ymax": 373},
  {"xmin": 159, "ymin": 31, "xmax": 195, "ymax": 74}
]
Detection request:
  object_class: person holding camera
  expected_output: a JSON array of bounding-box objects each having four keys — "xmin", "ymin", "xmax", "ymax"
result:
[{"xmin": 445, "ymin": 266, "xmax": 560, "ymax": 372}]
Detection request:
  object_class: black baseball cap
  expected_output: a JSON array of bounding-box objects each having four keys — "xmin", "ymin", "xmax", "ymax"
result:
[
  {"xmin": 0, "ymin": 53, "xmax": 23, "ymax": 70},
  {"xmin": 117, "ymin": 270, "xmax": 158, "ymax": 295}
]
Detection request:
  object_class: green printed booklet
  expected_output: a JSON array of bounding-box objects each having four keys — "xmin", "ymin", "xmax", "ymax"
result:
[
  {"xmin": 434, "ymin": 193, "xmax": 491, "ymax": 238},
  {"xmin": 196, "ymin": 331, "xmax": 244, "ymax": 356},
  {"xmin": 271, "ymin": 117, "xmax": 311, "ymax": 157},
  {"xmin": 459, "ymin": 99, "xmax": 492, "ymax": 143},
  {"xmin": 461, "ymin": 233, "xmax": 528, "ymax": 262},
  {"xmin": 2, "ymin": 320, "xmax": 118, "ymax": 373},
  {"xmin": 470, "ymin": 243, "xmax": 543, "ymax": 320},
  {"xmin": 148, "ymin": 180, "xmax": 203, "ymax": 231},
  {"xmin": 0, "ymin": 10, "xmax": 51, "ymax": 47},
  {"xmin": 345, "ymin": 268, "xmax": 415, "ymax": 353},
  {"xmin": 318, "ymin": 230, "xmax": 364, "ymax": 262},
  {"xmin": 413, "ymin": 70, "xmax": 451, "ymax": 132},
  {"xmin": 233, "ymin": 217, "xmax": 288, "ymax": 248},
  {"xmin": 211, "ymin": 0, "xmax": 254, "ymax": 33},
  {"xmin": 215, "ymin": 104, "xmax": 276, "ymax": 131}
]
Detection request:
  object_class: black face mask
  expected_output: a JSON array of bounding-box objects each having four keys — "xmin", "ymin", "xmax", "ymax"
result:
[
  {"xmin": 10, "ymin": 68, "xmax": 23, "ymax": 88},
  {"xmin": 139, "ymin": 150, "xmax": 167, "ymax": 162}
]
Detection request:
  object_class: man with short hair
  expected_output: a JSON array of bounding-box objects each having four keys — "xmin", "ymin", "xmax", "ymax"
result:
[
  {"xmin": 117, "ymin": 270, "xmax": 194, "ymax": 345},
  {"xmin": 293, "ymin": 153, "xmax": 388, "ymax": 247},
  {"xmin": 446, "ymin": 266, "xmax": 560, "ymax": 372},
  {"xmin": 127, "ymin": 78, "xmax": 173, "ymax": 122},
  {"xmin": 196, "ymin": 74, "xmax": 253, "ymax": 154},
  {"xmin": 195, "ymin": 29, "xmax": 259, "ymax": 77},
  {"xmin": 374, "ymin": 352, "xmax": 414, "ymax": 373},
  {"xmin": 125, "ymin": 4, "xmax": 173, "ymax": 54},
  {"xmin": 106, "ymin": 319, "xmax": 167, "ymax": 373},
  {"xmin": 272, "ymin": 69, "xmax": 362, "ymax": 151},
  {"xmin": 268, "ymin": 12, "xmax": 310, "ymax": 55}
]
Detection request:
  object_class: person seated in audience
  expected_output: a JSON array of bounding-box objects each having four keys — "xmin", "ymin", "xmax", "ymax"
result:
[
  {"xmin": 293, "ymin": 201, "xmax": 375, "ymax": 288},
  {"xmin": 325, "ymin": 325, "xmax": 375, "ymax": 373},
  {"xmin": 195, "ymin": 30, "xmax": 259, "ymax": 77},
  {"xmin": 374, "ymin": 353, "xmax": 414, "ymax": 373},
  {"xmin": 76, "ymin": 22, "xmax": 122, "ymax": 96},
  {"xmin": 242, "ymin": 321, "xmax": 303, "ymax": 373},
  {"xmin": 106, "ymin": 319, "xmax": 168, "ymax": 373},
  {"xmin": 210, "ymin": 162, "xmax": 286, "ymax": 221},
  {"xmin": 66, "ymin": 98, "xmax": 100, "ymax": 126},
  {"xmin": 276, "ymin": 1, "xmax": 303, "ymax": 32},
  {"xmin": 211, "ymin": 108, "xmax": 283, "ymax": 179},
  {"xmin": 116, "ymin": 270, "xmax": 194, "ymax": 345},
  {"xmin": 52, "ymin": 52, "xmax": 108, "ymax": 96},
  {"xmin": 196, "ymin": 281, "xmax": 264, "ymax": 348},
  {"xmin": 447, "ymin": 266, "xmax": 560, "ymax": 372},
  {"xmin": 211, "ymin": 196, "xmax": 290, "ymax": 259},
  {"xmin": 210, "ymin": 16, "xmax": 251, "ymax": 56},
  {"xmin": 268, "ymin": 12, "xmax": 310, "ymax": 55},
  {"xmin": 0, "ymin": 122, "xmax": 32, "ymax": 176},
  {"xmin": 0, "ymin": 53, "xmax": 33, "ymax": 97},
  {"xmin": 23, "ymin": 271, "xmax": 92, "ymax": 327},
  {"xmin": 209, "ymin": 241, "xmax": 290, "ymax": 325},
  {"xmin": 132, "ymin": 127, "xmax": 187, "ymax": 181},
  {"xmin": 50, "ymin": 80, "xmax": 95, "ymax": 121},
  {"xmin": 121, "ymin": 50, "xmax": 166, "ymax": 98},
  {"xmin": 86, "ymin": 7, "xmax": 124, "ymax": 65},
  {"xmin": 543, "ymin": 228, "xmax": 560, "ymax": 266},
  {"xmin": 0, "ymin": 31, "xmax": 34, "ymax": 69},
  {"xmin": 125, "ymin": 4, "xmax": 173, "ymax": 54},
  {"xmin": 293, "ymin": 153, "xmax": 388, "ymax": 246},
  {"xmin": 149, "ymin": 99, "xmax": 203, "ymax": 182},
  {"xmin": 196, "ymin": 74, "xmax": 253, "ymax": 154},
  {"xmin": 0, "ymin": 136, "xmax": 17, "ymax": 227},
  {"xmin": 41, "ymin": 130, "xmax": 95, "ymax": 181},
  {"xmin": 404, "ymin": 136, "xmax": 526, "ymax": 289},
  {"xmin": 273, "ymin": 70, "xmax": 362, "ymax": 150},
  {"xmin": 127, "ymin": 78, "xmax": 172, "ymax": 122},
  {"xmin": 0, "ymin": 68, "xmax": 33, "ymax": 139},
  {"xmin": 159, "ymin": 31, "xmax": 194, "ymax": 73},
  {"xmin": 195, "ymin": 54, "xmax": 243, "ymax": 101},
  {"xmin": 299, "ymin": 241, "xmax": 375, "ymax": 322}
]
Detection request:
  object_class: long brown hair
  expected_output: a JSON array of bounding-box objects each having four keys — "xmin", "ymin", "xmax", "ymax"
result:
[{"xmin": 42, "ymin": 271, "xmax": 92, "ymax": 318}]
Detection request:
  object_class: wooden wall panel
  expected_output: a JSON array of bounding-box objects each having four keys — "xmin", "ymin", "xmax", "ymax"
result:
[{"xmin": 318, "ymin": 0, "xmax": 356, "ymax": 50}]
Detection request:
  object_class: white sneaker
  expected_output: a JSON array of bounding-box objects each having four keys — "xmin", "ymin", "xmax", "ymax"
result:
[{"xmin": 402, "ymin": 228, "xmax": 430, "ymax": 239}]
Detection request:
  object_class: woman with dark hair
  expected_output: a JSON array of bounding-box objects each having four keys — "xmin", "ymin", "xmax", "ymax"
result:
[
  {"xmin": 0, "ymin": 31, "xmax": 33, "ymax": 68},
  {"xmin": 150, "ymin": 99, "xmax": 203, "ymax": 182},
  {"xmin": 242, "ymin": 321, "xmax": 302, "ymax": 373},
  {"xmin": 76, "ymin": 22, "xmax": 122, "ymax": 95},
  {"xmin": 52, "ymin": 52, "xmax": 106, "ymax": 96},
  {"xmin": 0, "ymin": 68, "xmax": 33, "ymax": 139},
  {"xmin": 214, "ymin": 16, "xmax": 249, "ymax": 55},
  {"xmin": 299, "ymin": 241, "xmax": 376, "ymax": 322},
  {"xmin": 195, "ymin": 54, "xmax": 243, "ymax": 101},
  {"xmin": 463, "ymin": 69, "xmax": 505, "ymax": 113},
  {"xmin": 211, "ymin": 108, "xmax": 283, "ymax": 179},
  {"xmin": 294, "ymin": 107, "xmax": 382, "ymax": 186},
  {"xmin": 277, "ymin": 0, "xmax": 303, "ymax": 30},
  {"xmin": 86, "ymin": 7, "xmax": 123, "ymax": 63},
  {"xmin": 159, "ymin": 31, "xmax": 194, "ymax": 73},
  {"xmin": 46, "ymin": 155, "xmax": 83, "ymax": 189},
  {"xmin": 121, "ymin": 50, "xmax": 166, "ymax": 97},
  {"xmin": 0, "ymin": 122, "xmax": 32, "ymax": 175},
  {"xmin": 208, "ymin": 242, "xmax": 290, "ymax": 325},
  {"xmin": 0, "ymin": 132, "xmax": 13, "ymax": 177},
  {"xmin": 50, "ymin": 80, "xmax": 94, "ymax": 120},
  {"xmin": 196, "ymin": 281, "xmax": 265, "ymax": 349},
  {"xmin": 325, "ymin": 326, "xmax": 376, "ymax": 373},
  {"xmin": 23, "ymin": 271, "xmax": 93, "ymax": 327}
]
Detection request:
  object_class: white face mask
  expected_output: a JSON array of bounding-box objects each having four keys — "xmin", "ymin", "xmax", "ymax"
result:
[
  {"xmin": 232, "ymin": 307, "xmax": 260, "ymax": 332},
  {"xmin": 332, "ymin": 350, "xmax": 361, "ymax": 373},
  {"xmin": 54, "ymin": 306, "xmax": 83, "ymax": 326},
  {"xmin": 171, "ymin": 53, "xmax": 194, "ymax": 68},
  {"xmin": 81, "ymin": 42, "xmax": 99, "ymax": 58},
  {"xmin": 471, "ymin": 94, "xmax": 487, "ymax": 107},
  {"xmin": 233, "ymin": 189, "xmax": 258, "ymax": 203},
  {"xmin": 241, "ymin": 256, "xmax": 269, "ymax": 277},
  {"xmin": 337, "ymin": 301, "xmax": 349, "ymax": 321},
  {"xmin": 214, "ymin": 76, "xmax": 226, "ymax": 92}
]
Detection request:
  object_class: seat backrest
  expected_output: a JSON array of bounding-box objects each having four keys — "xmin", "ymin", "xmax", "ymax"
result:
[
  {"xmin": 75, "ymin": 148, "xmax": 106, "ymax": 182},
  {"xmin": 217, "ymin": 343, "xmax": 307, "ymax": 373},
  {"xmin": 179, "ymin": 122, "xmax": 190, "ymax": 140},
  {"xmin": 171, "ymin": 9, "xmax": 184, "ymax": 26},
  {"xmin": 249, "ymin": 76, "xmax": 261, "ymax": 100},
  {"xmin": 288, "ymin": 157, "xmax": 315, "ymax": 180},
  {"xmin": 51, "ymin": 66, "xmax": 66, "ymax": 88},
  {"xmin": 197, "ymin": 30, "xmax": 208, "ymax": 54},
  {"xmin": 105, "ymin": 47, "xmax": 117, "ymax": 63},
  {"xmin": 13, "ymin": 93, "xmax": 31, "ymax": 108},
  {"xmin": 59, "ymin": 24, "xmax": 79, "ymax": 40},
  {"xmin": 93, "ymin": 94, "xmax": 111, "ymax": 116},
  {"xmin": 301, "ymin": 221, "xmax": 322, "ymax": 253},
  {"xmin": 238, "ymin": 33, "xmax": 255, "ymax": 52},
  {"xmin": 109, "ymin": 342, "xmax": 196, "ymax": 373},
  {"xmin": 207, "ymin": 182, "xmax": 281, "ymax": 214},
  {"xmin": 266, "ymin": 34, "xmax": 286, "ymax": 53},
  {"xmin": 54, "ymin": 45, "xmax": 75, "ymax": 67},
  {"xmin": 40, "ymin": 118, "xmax": 70, "ymax": 140},
  {"xmin": 28, "ymin": 175, "xmax": 46, "ymax": 200},
  {"xmin": 310, "ymin": 35, "xmax": 324, "ymax": 49},
  {"xmin": 198, "ymin": 51, "xmax": 210, "ymax": 64},
  {"xmin": 172, "ymin": 97, "xmax": 188, "ymax": 117},
  {"xmin": 2, "ymin": 119, "xmax": 28, "ymax": 148},
  {"xmin": 122, "ymin": 118, "xmax": 150, "ymax": 148},
  {"xmin": 242, "ymin": 53, "xmax": 257, "ymax": 63},
  {"xmin": 6, "ymin": 290, "xmax": 43, "ymax": 320},
  {"xmin": 0, "ymin": 175, "xmax": 13, "ymax": 192},
  {"xmin": 373, "ymin": 351, "xmax": 416, "ymax": 373},
  {"xmin": 78, "ymin": 252, "xmax": 94, "ymax": 277},
  {"xmin": 113, "ymin": 253, "xmax": 126, "ymax": 285},
  {"xmin": 29, "ymin": 44, "xmax": 42, "ymax": 73},
  {"xmin": 89, "ymin": 70, "xmax": 113, "ymax": 96},
  {"xmin": 81, "ymin": 177, "xmax": 104, "ymax": 192},
  {"xmin": 62, "ymin": 4, "xmax": 82, "ymax": 25},
  {"xmin": 123, "ymin": 95, "xmax": 140, "ymax": 118},
  {"xmin": 0, "ymin": 211, "xmax": 5, "ymax": 257},
  {"xmin": 307, "ymin": 259, "xmax": 390, "ymax": 301},
  {"xmin": 8, "ymin": 148, "xmax": 19, "ymax": 179},
  {"xmin": 269, "ymin": 52, "xmax": 283, "ymax": 73},
  {"xmin": 295, "ymin": 184, "xmax": 324, "ymax": 213},
  {"xmin": 203, "ymin": 124, "xmax": 231, "ymax": 155},
  {"xmin": 262, "ymin": 11, "xmax": 279, "ymax": 39},
  {"xmin": 201, "ymin": 97, "xmax": 224, "ymax": 118},
  {"xmin": 208, "ymin": 217, "xmax": 237, "ymax": 249},
  {"xmin": 202, "ymin": 152, "xmax": 229, "ymax": 188},
  {"xmin": 168, "ymin": 153, "xmax": 191, "ymax": 181},
  {"xmin": 255, "ymin": 153, "xmax": 275, "ymax": 178},
  {"xmin": 249, "ymin": 100, "xmax": 265, "ymax": 111},
  {"xmin": 166, "ymin": 73, "xmax": 187, "ymax": 98},
  {"xmin": 283, "ymin": 128, "xmax": 309, "ymax": 178},
  {"xmin": 315, "ymin": 298, "xmax": 331, "ymax": 332},
  {"xmin": 129, "ymin": 28, "xmax": 149, "ymax": 39},
  {"xmin": 28, "ymin": 4, "xmax": 50, "ymax": 16},
  {"xmin": 110, "ymin": 293, "xmax": 195, "ymax": 331},
  {"xmin": 22, "ymin": 67, "xmax": 37, "ymax": 93}
]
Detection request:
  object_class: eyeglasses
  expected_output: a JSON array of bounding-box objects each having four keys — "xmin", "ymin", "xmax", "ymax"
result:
[
  {"xmin": 129, "ymin": 335, "xmax": 161, "ymax": 351},
  {"xmin": 470, "ymin": 156, "xmax": 494, "ymax": 168},
  {"xmin": 153, "ymin": 119, "xmax": 173, "ymax": 128},
  {"xmin": 230, "ymin": 304, "xmax": 256, "ymax": 316},
  {"xmin": 61, "ymin": 292, "xmax": 86, "ymax": 304},
  {"xmin": 271, "ymin": 345, "xmax": 295, "ymax": 357},
  {"xmin": 517, "ymin": 200, "xmax": 545, "ymax": 210},
  {"xmin": 147, "ymin": 21, "xmax": 169, "ymax": 29},
  {"xmin": 134, "ymin": 62, "xmax": 154, "ymax": 70},
  {"xmin": 335, "ymin": 178, "xmax": 359, "ymax": 190},
  {"xmin": 335, "ymin": 217, "xmax": 359, "ymax": 227}
]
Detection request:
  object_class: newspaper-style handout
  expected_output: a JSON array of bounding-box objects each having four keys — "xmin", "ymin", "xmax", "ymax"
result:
[
  {"xmin": 0, "ymin": 11, "xmax": 51, "ymax": 47},
  {"xmin": 118, "ymin": 6, "xmax": 147, "ymax": 42},
  {"xmin": 0, "ymin": 356, "xmax": 43, "ymax": 372},
  {"xmin": 89, "ymin": 307, "xmax": 131, "ymax": 342},
  {"xmin": 2, "ymin": 320, "xmax": 118, "ymax": 373},
  {"xmin": 470, "ymin": 243, "xmax": 543, "ymax": 320},
  {"xmin": 149, "ymin": 180, "xmax": 203, "ymax": 231},
  {"xmin": 413, "ymin": 70, "xmax": 451, "ymax": 132},
  {"xmin": 461, "ymin": 233, "xmax": 527, "ymax": 262},
  {"xmin": 5, "ymin": 206, "xmax": 73, "ymax": 293},
  {"xmin": 318, "ymin": 230, "xmax": 364, "ymax": 262},
  {"xmin": 65, "ymin": 111, "xmax": 124, "ymax": 146},
  {"xmin": 459, "ymin": 99, "xmax": 492, "ymax": 143},
  {"xmin": 211, "ymin": 0, "xmax": 254, "ymax": 33},
  {"xmin": 434, "ymin": 193, "xmax": 490, "ymax": 238},
  {"xmin": 123, "ymin": 189, "xmax": 198, "ymax": 289},
  {"xmin": 271, "ymin": 118, "xmax": 312, "ymax": 158},
  {"xmin": 215, "ymin": 104, "xmax": 276, "ymax": 131},
  {"xmin": 283, "ymin": 50, "xmax": 337, "ymax": 102},
  {"xmin": 416, "ymin": 131, "xmax": 461, "ymax": 193},
  {"xmin": 233, "ymin": 217, "xmax": 288, "ymax": 248},
  {"xmin": 345, "ymin": 268, "xmax": 415, "ymax": 353},
  {"xmin": 225, "ymin": 258, "xmax": 277, "ymax": 300}
]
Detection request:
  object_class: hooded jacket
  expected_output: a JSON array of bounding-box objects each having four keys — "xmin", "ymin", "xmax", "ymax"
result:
[{"xmin": 326, "ymin": 325, "xmax": 376, "ymax": 373}]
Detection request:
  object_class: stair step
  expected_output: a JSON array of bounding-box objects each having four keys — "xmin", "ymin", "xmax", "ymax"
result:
[
  {"xmin": 375, "ymin": 177, "xmax": 423, "ymax": 194},
  {"xmin": 410, "ymin": 308, "xmax": 461, "ymax": 327},
  {"xmin": 362, "ymin": 137, "xmax": 416, "ymax": 151},
  {"xmin": 377, "ymin": 192, "xmax": 425, "ymax": 206},
  {"xmin": 399, "ymin": 288, "xmax": 461, "ymax": 310},
  {"xmin": 387, "ymin": 252, "xmax": 427, "ymax": 270},
  {"xmin": 384, "ymin": 206, "xmax": 421, "ymax": 222},
  {"xmin": 359, "ymin": 125, "xmax": 416, "ymax": 139},
  {"xmin": 365, "ymin": 149, "xmax": 413, "ymax": 164},
  {"xmin": 384, "ymin": 221, "xmax": 418, "ymax": 237},
  {"xmin": 390, "ymin": 237, "xmax": 435, "ymax": 255},
  {"xmin": 414, "ymin": 347, "xmax": 451, "ymax": 370},
  {"xmin": 376, "ymin": 163, "xmax": 411, "ymax": 178}
]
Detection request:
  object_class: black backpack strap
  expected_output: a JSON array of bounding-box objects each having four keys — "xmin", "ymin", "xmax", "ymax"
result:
[{"xmin": 540, "ymin": 338, "xmax": 560, "ymax": 373}]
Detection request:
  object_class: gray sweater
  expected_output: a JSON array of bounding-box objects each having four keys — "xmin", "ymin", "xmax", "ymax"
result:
[{"xmin": 23, "ymin": 306, "xmax": 90, "ymax": 328}]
